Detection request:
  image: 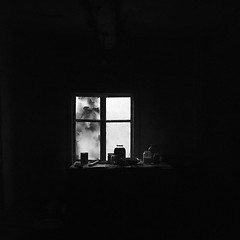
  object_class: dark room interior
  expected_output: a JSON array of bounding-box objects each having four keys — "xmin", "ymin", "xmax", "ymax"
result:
[{"xmin": 0, "ymin": 0, "xmax": 239, "ymax": 239}]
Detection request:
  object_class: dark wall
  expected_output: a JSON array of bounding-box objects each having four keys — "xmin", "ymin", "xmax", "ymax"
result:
[{"xmin": 1, "ymin": 22, "xmax": 239, "ymax": 224}]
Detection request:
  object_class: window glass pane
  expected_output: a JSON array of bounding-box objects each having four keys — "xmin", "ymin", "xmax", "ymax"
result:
[
  {"xmin": 106, "ymin": 123, "xmax": 130, "ymax": 158},
  {"xmin": 106, "ymin": 97, "xmax": 131, "ymax": 120},
  {"xmin": 76, "ymin": 122, "xmax": 100, "ymax": 160},
  {"xmin": 76, "ymin": 97, "xmax": 100, "ymax": 120}
]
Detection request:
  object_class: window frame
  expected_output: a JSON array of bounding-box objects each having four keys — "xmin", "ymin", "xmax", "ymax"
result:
[{"xmin": 72, "ymin": 93, "xmax": 134, "ymax": 163}]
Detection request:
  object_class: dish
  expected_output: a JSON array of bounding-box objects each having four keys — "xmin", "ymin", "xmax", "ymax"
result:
[
  {"xmin": 113, "ymin": 157, "xmax": 141, "ymax": 166},
  {"xmin": 124, "ymin": 158, "xmax": 141, "ymax": 165}
]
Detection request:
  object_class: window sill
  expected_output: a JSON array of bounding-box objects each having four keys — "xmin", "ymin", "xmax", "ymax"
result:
[{"xmin": 70, "ymin": 160, "xmax": 172, "ymax": 170}]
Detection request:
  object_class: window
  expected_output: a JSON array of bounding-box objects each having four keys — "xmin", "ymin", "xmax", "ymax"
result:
[{"xmin": 73, "ymin": 94, "xmax": 134, "ymax": 162}]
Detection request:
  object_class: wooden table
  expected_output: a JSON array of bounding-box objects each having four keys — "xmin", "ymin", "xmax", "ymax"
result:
[{"xmin": 66, "ymin": 161, "xmax": 176, "ymax": 238}]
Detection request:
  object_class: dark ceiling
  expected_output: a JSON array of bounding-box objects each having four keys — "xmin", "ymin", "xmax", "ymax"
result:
[
  {"xmin": 1, "ymin": 0, "xmax": 240, "ymax": 45},
  {"xmin": 1, "ymin": 0, "xmax": 240, "ymax": 79}
]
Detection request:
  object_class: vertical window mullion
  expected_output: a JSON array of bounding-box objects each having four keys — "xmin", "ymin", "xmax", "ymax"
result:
[
  {"xmin": 101, "ymin": 97, "xmax": 106, "ymax": 161},
  {"xmin": 131, "ymin": 96, "xmax": 134, "ymax": 158},
  {"xmin": 72, "ymin": 96, "xmax": 76, "ymax": 163}
]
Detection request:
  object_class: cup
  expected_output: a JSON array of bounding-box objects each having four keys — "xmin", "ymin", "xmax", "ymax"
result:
[
  {"xmin": 111, "ymin": 154, "xmax": 118, "ymax": 165},
  {"xmin": 108, "ymin": 153, "xmax": 114, "ymax": 163},
  {"xmin": 81, "ymin": 152, "xmax": 88, "ymax": 166}
]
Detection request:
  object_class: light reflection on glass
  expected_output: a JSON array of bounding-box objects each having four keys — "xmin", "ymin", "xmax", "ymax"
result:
[
  {"xmin": 76, "ymin": 97, "xmax": 100, "ymax": 120},
  {"xmin": 76, "ymin": 122, "xmax": 100, "ymax": 160}
]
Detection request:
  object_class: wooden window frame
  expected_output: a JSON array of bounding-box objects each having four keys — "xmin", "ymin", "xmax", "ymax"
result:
[{"xmin": 72, "ymin": 93, "xmax": 134, "ymax": 163}]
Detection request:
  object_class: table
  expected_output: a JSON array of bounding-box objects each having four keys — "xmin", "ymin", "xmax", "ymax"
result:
[{"xmin": 66, "ymin": 160, "xmax": 176, "ymax": 237}]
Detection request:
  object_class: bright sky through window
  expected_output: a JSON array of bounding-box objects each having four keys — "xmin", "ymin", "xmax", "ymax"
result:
[
  {"xmin": 106, "ymin": 97, "xmax": 131, "ymax": 120},
  {"xmin": 106, "ymin": 122, "xmax": 131, "ymax": 157}
]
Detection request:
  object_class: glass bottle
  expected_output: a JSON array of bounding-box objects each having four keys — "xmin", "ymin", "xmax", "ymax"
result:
[
  {"xmin": 143, "ymin": 150, "xmax": 152, "ymax": 164},
  {"xmin": 148, "ymin": 144, "xmax": 157, "ymax": 158},
  {"xmin": 114, "ymin": 145, "xmax": 126, "ymax": 159}
]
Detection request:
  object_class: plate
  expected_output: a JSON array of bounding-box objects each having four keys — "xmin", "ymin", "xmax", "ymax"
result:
[{"xmin": 124, "ymin": 158, "xmax": 140, "ymax": 165}]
